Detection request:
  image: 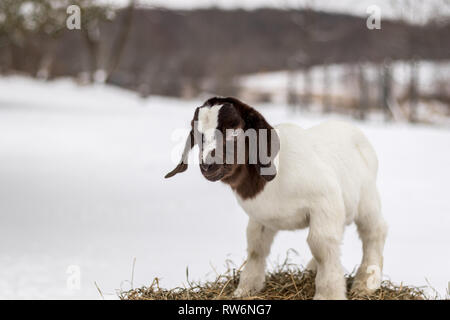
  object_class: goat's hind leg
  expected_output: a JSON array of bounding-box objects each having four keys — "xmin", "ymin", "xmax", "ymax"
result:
[
  {"xmin": 306, "ymin": 258, "xmax": 317, "ymax": 272},
  {"xmin": 352, "ymin": 185, "xmax": 388, "ymax": 295},
  {"xmin": 234, "ymin": 219, "xmax": 276, "ymax": 297}
]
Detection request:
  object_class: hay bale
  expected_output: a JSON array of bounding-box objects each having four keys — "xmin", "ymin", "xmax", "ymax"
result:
[{"xmin": 120, "ymin": 263, "xmax": 427, "ymax": 300}]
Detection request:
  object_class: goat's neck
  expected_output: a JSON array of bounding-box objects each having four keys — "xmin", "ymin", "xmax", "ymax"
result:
[{"xmin": 222, "ymin": 165, "xmax": 266, "ymax": 200}]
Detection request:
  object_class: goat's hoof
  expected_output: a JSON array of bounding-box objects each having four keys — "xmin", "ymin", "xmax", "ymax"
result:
[
  {"xmin": 350, "ymin": 281, "xmax": 377, "ymax": 297},
  {"xmin": 305, "ymin": 258, "xmax": 317, "ymax": 272},
  {"xmin": 233, "ymin": 284, "xmax": 261, "ymax": 298},
  {"xmin": 313, "ymin": 293, "xmax": 327, "ymax": 300},
  {"xmin": 313, "ymin": 294, "xmax": 347, "ymax": 300},
  {"xmin": 313, "ymin": 291, "xmax": 347, "ymax": 300},
  {"xmin": 233, "ymin": 287, "xmax": 250, "ymax": 298}
]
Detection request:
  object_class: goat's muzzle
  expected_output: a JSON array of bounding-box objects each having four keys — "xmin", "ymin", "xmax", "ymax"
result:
[{"xmin": 200, "ymin": 162, "xmax": 224, "ymax": 181}]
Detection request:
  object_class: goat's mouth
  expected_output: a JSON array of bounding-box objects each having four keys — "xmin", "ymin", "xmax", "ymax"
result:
[
  {"xmin": 203, "ymin": 171, "xmax": 224, "ymax": 181},
  {"xmin": 201, "ymin": 168, "xmax": 225, "ymax": 181}
]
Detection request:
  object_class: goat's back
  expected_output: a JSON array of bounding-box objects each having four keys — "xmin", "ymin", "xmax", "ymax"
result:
[{"xmin": 273, "ymin": 121, "xmax": 378, "ymax": 224}]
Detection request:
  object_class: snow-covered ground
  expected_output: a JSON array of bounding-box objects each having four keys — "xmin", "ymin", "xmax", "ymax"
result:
[{"xmin": 0, "ymin": 76, "xmax": 449, "ymax": 299}]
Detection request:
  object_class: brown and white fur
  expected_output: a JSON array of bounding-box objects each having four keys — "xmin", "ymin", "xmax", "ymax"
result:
[{"xmin": 165, "ymin": 97, "xmax": 388, "ymax": 300}]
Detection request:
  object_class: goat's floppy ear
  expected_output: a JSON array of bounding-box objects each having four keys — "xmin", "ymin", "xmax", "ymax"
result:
[
  {"xmin": 257, "ymin": 127, "xmax": 280, "ymax": 181},
  {"xmin": 227, "ymin": 97, "xmax": 280, "ymax": 181},
  {"xmin": 239, "ymin": 101, "xmax": 280, "ymax": 181},
  {"xmin": 164, "ymin": 129, "xmax": 195, "ymax": 178}
]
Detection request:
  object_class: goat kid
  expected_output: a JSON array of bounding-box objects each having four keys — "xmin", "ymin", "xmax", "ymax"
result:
[{"xmin": 165, "ymin": 97, "xmax": 388, "ymax": 300}]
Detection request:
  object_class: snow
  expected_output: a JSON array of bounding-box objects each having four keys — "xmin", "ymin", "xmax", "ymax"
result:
[{"xmin": 0, "ymin": 76, "xmax": 449, "ymax": 299}]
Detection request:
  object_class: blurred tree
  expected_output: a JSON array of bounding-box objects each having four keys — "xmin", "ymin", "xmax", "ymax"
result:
[
  {"xmin": 379, "ymin": 61, "xmax": 394, "ymax": 121},
  {"xmin": 0, "ymin": 0, "xmax": 67, "ymax": 75},
  {"xmin": 408, "ymin": 58, "xmax": 420, "ymax": 122},
  {"xmin": 105, "ymin": 0, "xmax": 135, "ymax": 83},
  {"xmin": 70, "ymin": 0, "xmax": 116, "ymax": 82},
  {"xmin": 389, "ymin": 0, "xmax": 450, "ymax": 121},
  {"xmin": 0, "ymin": 0, "xmax": 134, "ymax": 82},
  {"xmin": 69, "ymin": 0, "xmax": 136, "ymax": 83},
  {"xmin": 358, "ymin": 63, "xmax": 369, "ymax": 120},
  {"xmin": 1, "ymin": 4, "xmax": 448, "ymax": 101},
  {"xmin": 322, "ymin": 62, "xmax": 332, "ymax": 113}
]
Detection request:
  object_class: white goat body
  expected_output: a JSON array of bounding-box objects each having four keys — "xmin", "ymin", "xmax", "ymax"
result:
[
  {"xmin": 234, "ymin": 121, "xmax": 387, "ymax": 300},
  {"xmin": 165, "ymin": 97, "xmax": 388, "ymax": 300}
]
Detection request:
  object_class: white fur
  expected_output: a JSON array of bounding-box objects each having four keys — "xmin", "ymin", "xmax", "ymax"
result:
[
  {"xmin": 233, "ymin": 121, "xmax": 388, "ymax": 300},
  {"xmin": 197, "ymin": 105, "xmax": 222, "ymax": 161}
]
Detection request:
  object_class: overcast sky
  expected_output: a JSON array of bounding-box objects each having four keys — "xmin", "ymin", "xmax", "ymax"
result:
[{"xmin": 101, "ymin": 0, "xmax": 449, "ymax": 23}]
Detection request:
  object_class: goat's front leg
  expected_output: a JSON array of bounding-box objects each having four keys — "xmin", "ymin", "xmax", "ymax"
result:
[
  {"xmin": 234, "ymin": 219, "xmax": 276, "ymax": 297},
  {"xmin": 307, "ymin": 199, "xmax": 347, "ymax": 300}
]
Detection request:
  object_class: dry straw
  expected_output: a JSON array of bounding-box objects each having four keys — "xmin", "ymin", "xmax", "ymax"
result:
[{"xmin": 120, "ymin": 259, "xmax": 428, "ymax": 300}]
